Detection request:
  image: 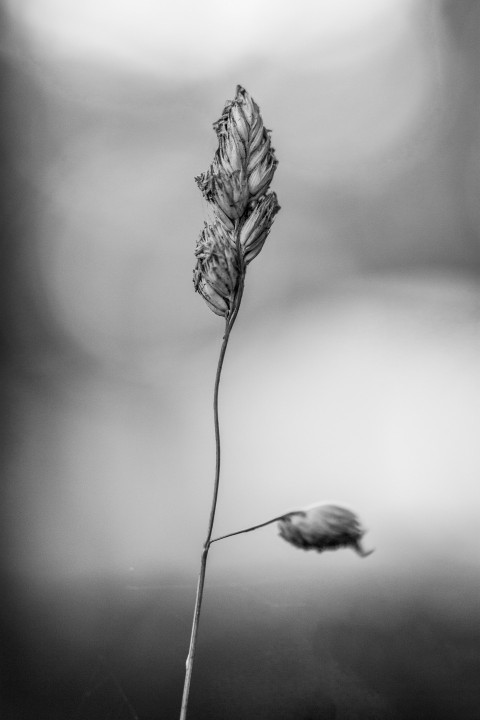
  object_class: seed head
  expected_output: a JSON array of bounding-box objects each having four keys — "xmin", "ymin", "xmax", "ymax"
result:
[
  {"xmin": 278, "ymin": 504, "xmax": 374, "ymax": 557},
  {"xmin": 194, "ymin": 86, "xmax": 280, "ymax": 317},
  {"xmin": 193, "ymin": 220, "xmax": 239, "ymax": 317}
]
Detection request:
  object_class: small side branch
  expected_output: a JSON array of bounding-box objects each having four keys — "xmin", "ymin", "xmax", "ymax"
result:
[{"xmin": 209, "ymin": 512, "xmax": 305, "ymax": 545}]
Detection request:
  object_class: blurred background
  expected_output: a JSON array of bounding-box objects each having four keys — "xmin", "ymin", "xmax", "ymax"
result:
[{"xmin": 1, "ymin": 0, "xmax": 480, "ymax": 717}]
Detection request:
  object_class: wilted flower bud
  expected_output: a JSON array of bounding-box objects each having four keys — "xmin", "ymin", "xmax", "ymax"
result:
[{"xmin": 278, "ymin": 504, "xmax": 374, "ymax": 557}]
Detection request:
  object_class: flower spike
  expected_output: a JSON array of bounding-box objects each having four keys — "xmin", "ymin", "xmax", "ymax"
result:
[{"xmin": 194, "ymin": 86, "xmax": 280, "ymax": 318}]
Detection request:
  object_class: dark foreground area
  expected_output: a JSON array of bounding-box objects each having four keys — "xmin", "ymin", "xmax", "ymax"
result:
[{"xmin": 1, "ymin": 566, "xmax": 479, "ymax": 720}]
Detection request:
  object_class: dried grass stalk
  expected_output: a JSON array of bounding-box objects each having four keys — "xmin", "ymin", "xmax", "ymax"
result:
[
  {"xmin": 182, "ymin": 85, "xmax": 372, "ymax": 720},
  {"xmin": 193, "ymin": 85, "xmax": 280, "ymax": 319},
  {"xmin": 181, "ymin": 86, "xmax": 280, "ymax": 720}
]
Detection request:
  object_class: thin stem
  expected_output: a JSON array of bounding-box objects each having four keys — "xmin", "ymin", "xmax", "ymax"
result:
[
  {"xmin": 209, "ymin": 515, "xmax": 290, "ymax": 544},
  {"xmin": 179, "ymin": 274, "xmax": 244, "ymax": 720}
]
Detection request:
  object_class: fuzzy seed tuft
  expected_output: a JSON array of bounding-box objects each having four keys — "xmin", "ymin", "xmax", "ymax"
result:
[{"xmin": 278, "ymin": 504, "xmax": 374, "ymax": 557}]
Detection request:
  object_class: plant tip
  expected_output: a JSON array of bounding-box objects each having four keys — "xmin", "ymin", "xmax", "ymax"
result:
[{"xmin": 193, "ymin": 86, "xmax": 279, "ymax": 318}]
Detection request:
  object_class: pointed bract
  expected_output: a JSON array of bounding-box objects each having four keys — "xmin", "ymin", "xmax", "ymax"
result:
[
  {"xmin": 239, "ymin": 192, "xmax": 280, "ymax": 265},
  {"xmin": 193, "ymin": 221, "xmax": 239, "ymax": 317}
]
